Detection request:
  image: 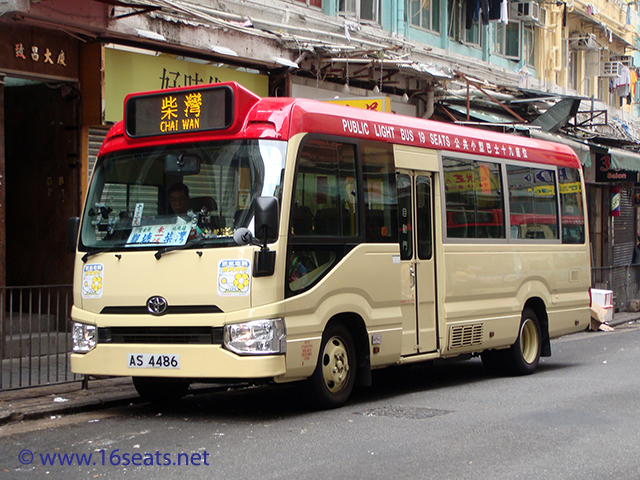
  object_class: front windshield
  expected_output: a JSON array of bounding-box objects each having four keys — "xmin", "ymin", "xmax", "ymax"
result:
[{"xmin": 80, "ymin": 140, "xmax": 286, "ymax": 250}]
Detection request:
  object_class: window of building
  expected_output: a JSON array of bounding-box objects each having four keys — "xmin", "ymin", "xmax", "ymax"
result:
[
  {"xmin": 493, "ymin": 21, "xmax": 520, "ymax": 59},
  {"xmin": 443, "ymin": 158, "xmax": 505, "ymax": 239},
  {"xmin": 411, "ymin": 0, "xmax": 441, "ymax": 33},
  {"xmin": 339, "ymin": 0, "xmax": 379, "ymax": 22},
  {"xmin": 523, "ymin": 25, "xmax": 535, "ymax": 66},
  {"xmin": 294, "ymin": 0, "xmax": 322, "ymax": 6},
  {"xmin": 448, "ymin": 0, "xmax": 481, "ymax": 46}
]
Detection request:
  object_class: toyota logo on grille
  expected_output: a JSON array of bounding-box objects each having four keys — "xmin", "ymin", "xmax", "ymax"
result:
[{"xmin": 147, "ymin": 296, "xmax": 168, "ymax": 315}]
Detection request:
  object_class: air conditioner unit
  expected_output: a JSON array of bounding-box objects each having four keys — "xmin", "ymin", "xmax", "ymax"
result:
[
  {"xmin": 512, "ymin": 1, "xmax": 542, "ymax": 24},
  {"xmin": 601, "ymin": 61, "xmax": 624, "ymax": 77},
  {"xmin": 610, "ymin": 55, "xmax": 634, "ymax": 68},
  {"xmin": 568, "ymin": 34, "xmax": 600, "ymax": 51}
]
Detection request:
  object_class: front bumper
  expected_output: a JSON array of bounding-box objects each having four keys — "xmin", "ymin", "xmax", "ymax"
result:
[{"xmin": 71, "ymin": 343, "xmax": 286, "ymax": 379}]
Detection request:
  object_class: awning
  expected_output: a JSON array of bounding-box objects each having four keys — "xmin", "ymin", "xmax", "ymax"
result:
[
  {"xmin": 443, "ymin": 104, "xmax": 516, "ymax": 123},
  {"xmin": 608, "ymin": 147, "xmax": 640, "ymax": 172},
  {"xmin": 528, "ymin": 130, "xmax": 592, "ymax": 167}
]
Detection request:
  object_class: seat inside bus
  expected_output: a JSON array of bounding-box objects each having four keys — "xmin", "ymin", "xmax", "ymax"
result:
[
  {"xmin": 291, "ymin": 204, "xmax": 314, "ymax": 235},
  {"xmin": 315, "ymin": 206, "xmax": 352, "ymax": 236}
]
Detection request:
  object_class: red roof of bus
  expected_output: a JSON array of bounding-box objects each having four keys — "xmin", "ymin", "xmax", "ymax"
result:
[{"xmin": 99, "ymin": 82, "xmax": 582, "ymax": 169}]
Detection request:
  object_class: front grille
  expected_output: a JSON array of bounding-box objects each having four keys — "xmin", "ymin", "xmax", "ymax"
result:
[
  {"xmin": 101, "ymin": 305, "xmax": 223, "ymax": 315},
  {"xmin": 449, "ymin": 324, "xmax": 484, "ymax": 349},
  {"xmin": 98, "ymin": 327, "xmax": 223, "ymax": 345}
]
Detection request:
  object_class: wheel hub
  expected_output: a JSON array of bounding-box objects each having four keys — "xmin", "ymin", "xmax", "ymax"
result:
[
  {"xmin": 520, "ymin": 318, "xmax": 539, "ymax": 364},
  {"xmin": 322, "ymin": 337, "xmax": 350, "ymax": 393}
]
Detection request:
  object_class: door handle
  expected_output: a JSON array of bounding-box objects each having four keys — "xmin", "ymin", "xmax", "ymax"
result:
[{"xmin": 409, "ymin": 266, "xmax": 415, "ymax": 288}]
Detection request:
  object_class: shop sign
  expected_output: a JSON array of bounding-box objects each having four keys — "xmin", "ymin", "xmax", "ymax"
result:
[
  {"xmin": 611, "ymin": 186, "xmax": 621, "ymax": 217},
  {"xmin": 104, "ymin": 48, "xmax": 268, "ymax": 123},
  {"xmin": 596, "ymin": 152, "xmax": 639, "ymax": 183},
  {"xmin": 324, "ymin": 97, "xmax": 391, "ymax": 112},
  {"xmin": 0, "ymin": 25, "xmax": 77, "ymax": 79}
]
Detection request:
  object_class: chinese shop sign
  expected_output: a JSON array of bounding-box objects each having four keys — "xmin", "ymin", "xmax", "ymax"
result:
[{"xmin": 1, "ymin": 25, "xmax": 77, "ymax": 79}]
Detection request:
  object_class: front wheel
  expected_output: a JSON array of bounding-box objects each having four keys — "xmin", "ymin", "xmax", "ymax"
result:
[
  {"xmin": 305, "ymin": 323, "xmax": 356, "ymax": 409},
  {"xmin": 505, "ymin": 308, "xmax": 542, "ymax": 375}
]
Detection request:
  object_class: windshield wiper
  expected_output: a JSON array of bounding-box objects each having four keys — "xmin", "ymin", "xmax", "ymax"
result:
[
  {"xmin": 154, "ymin": 237, "xmax": 208, "ymax": 259},
  {"xmin": 81, "ymin": 243, "xmax": 129, "ymax": 263}
]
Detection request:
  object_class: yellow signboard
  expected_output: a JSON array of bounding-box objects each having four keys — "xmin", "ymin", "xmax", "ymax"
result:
[
  {"xmin": 104, "ymin": 48, "xmax": 268, "ymax": 123},
  {"xmin": 324, "ymin": 96, "xmax": 391, "ymax": 112}
]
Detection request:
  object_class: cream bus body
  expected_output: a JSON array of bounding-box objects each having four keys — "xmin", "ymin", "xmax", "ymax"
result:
[{"xmin": 70, "ymin": 82, "xmax": 590, "ymax": 408}]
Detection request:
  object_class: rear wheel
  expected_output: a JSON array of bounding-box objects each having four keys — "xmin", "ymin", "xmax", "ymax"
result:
[
  {"xmin": 505, "ymin": 308, "xmax": 542, "ymax": 375},
  {"xmin": 305, "ymin": 323, "xmax": 356, "ymax": 409},
  {"xmin": 132, "ymin": 377, "xmax": 190, "ymax": 404}
]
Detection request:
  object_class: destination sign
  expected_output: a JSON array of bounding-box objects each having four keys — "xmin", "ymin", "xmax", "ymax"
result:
[{"xmin": 124, "ymin": 85, "xmax": 234, "ymax": 138}]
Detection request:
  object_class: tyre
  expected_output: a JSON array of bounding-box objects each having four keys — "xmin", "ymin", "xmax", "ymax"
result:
[
  {"xmin": 305, "ymin": 323, "xmax": 356, "ymax": 409},
  {"xmin": 132, "ymin": 377, "xmax": 190, "ymax": 404},
  {"xmin": 504, "ymin": 308, "xmax": 542, "ymax": 375}
]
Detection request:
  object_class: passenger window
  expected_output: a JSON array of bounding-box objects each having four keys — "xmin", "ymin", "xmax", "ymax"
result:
[
  {"xmin": 291, "ymin": 139, "xmax": 358, "ymax": 237},
  {"xmin": 558, "ymin": 167, "xmax": 585, "ymax": 244},
  {"xmin": 288, "ymin": 246, "xmax": 337, "ymax": 292},
  {"xmin": 397, "ymin": 174, "xmax": 413, "ymax": 260},
  {"xmin": 507, "ymin": 165, "xmax": 558, "ymax": 240},
  {"xmin": 361, "ymin": 141, "xmax": 397, "ymax": 243},
  {"xmin": 443, "ymin": 158, "xmax": 505, "ymax": 239},
  {"xmin": 287, "ymin": 138, "xmax": 358, "ymax": 295},
  {"xmin": 416, "ymin": 176, "xmax": 432, "ymax": 260}
]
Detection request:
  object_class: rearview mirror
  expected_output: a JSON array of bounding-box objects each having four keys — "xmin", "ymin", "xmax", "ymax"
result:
[{"xmin": 164, "ymin": 154, "xmax": 201, "ymax": 174}]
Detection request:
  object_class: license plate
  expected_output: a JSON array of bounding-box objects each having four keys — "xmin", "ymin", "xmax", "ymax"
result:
[{"xmin": 127, "ymin": 353, "xmax": 180, "ymax": 369}]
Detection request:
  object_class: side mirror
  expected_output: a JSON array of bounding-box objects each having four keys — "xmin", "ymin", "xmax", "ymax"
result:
[
  {"xmin": 67, "ymin": 217, "xmax": 80, "ymax": 252},
  {"xmin": 233, "ymin": 205, "xmax": 278, "ymax": 278},
  {"xmin": 254, "ymin": 196, "xmax": 279, "ymax": 245}
]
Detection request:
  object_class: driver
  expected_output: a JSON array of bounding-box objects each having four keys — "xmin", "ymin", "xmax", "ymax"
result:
[{"xmin": 168, "ymin": 182, "xmax": 190, "ymax": 215}]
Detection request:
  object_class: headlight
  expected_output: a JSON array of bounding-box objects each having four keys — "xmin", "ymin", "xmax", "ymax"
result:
[
  {"xmin": 223, "ymin": 318, "xmax": 286, "ymax": 355},
  {"xmin": 72, "ymin": 322, "xmax": 96, "ymax": 353}
]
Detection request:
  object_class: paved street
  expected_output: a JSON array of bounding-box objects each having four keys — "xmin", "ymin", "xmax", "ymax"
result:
[{"xmin": 0, "ymin": 323, "xmax": 639, "ymax": 480}]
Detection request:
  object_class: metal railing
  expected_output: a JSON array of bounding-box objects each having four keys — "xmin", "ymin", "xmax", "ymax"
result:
[
  {"xmin": 0, "ymin": 285, "xmax": 80, "ymax": 391},
  {"xmin": 591, "ymin": 265, "xmax": 640, "ymax": 312}
]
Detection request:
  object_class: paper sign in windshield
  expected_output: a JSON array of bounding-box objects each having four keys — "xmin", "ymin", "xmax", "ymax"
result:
[{"xmin": 127, "ymin": 224, "xmax": 190, "ymax": 246}]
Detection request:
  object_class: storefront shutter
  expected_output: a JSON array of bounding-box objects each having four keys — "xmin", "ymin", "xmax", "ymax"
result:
[
  {"xmin": 613, "ymin": 188, "xmax": 635, "ymax": 266},
  {"xmin": 87, "ymin": 126, "xmax": 109, "ymax": 183}
]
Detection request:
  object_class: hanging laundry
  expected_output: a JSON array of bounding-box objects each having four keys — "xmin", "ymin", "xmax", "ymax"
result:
[
  {"xmin": 489, "ymin": 0, "xmax": 501, "ymax": 20},
  {"xmin": 616, "ymin": 65, "xmax": 631, "ymax": 105},
  {"xmin": 500, "ymin": 0, "xmax": 509, "ymax": 24},
  {"xmin": 480, "ymin": 0, "xmax": 490, "ymax": 25},
  {"xmin": 466, "ymin": 0, "xmax": 478, "ymax": 29}
]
